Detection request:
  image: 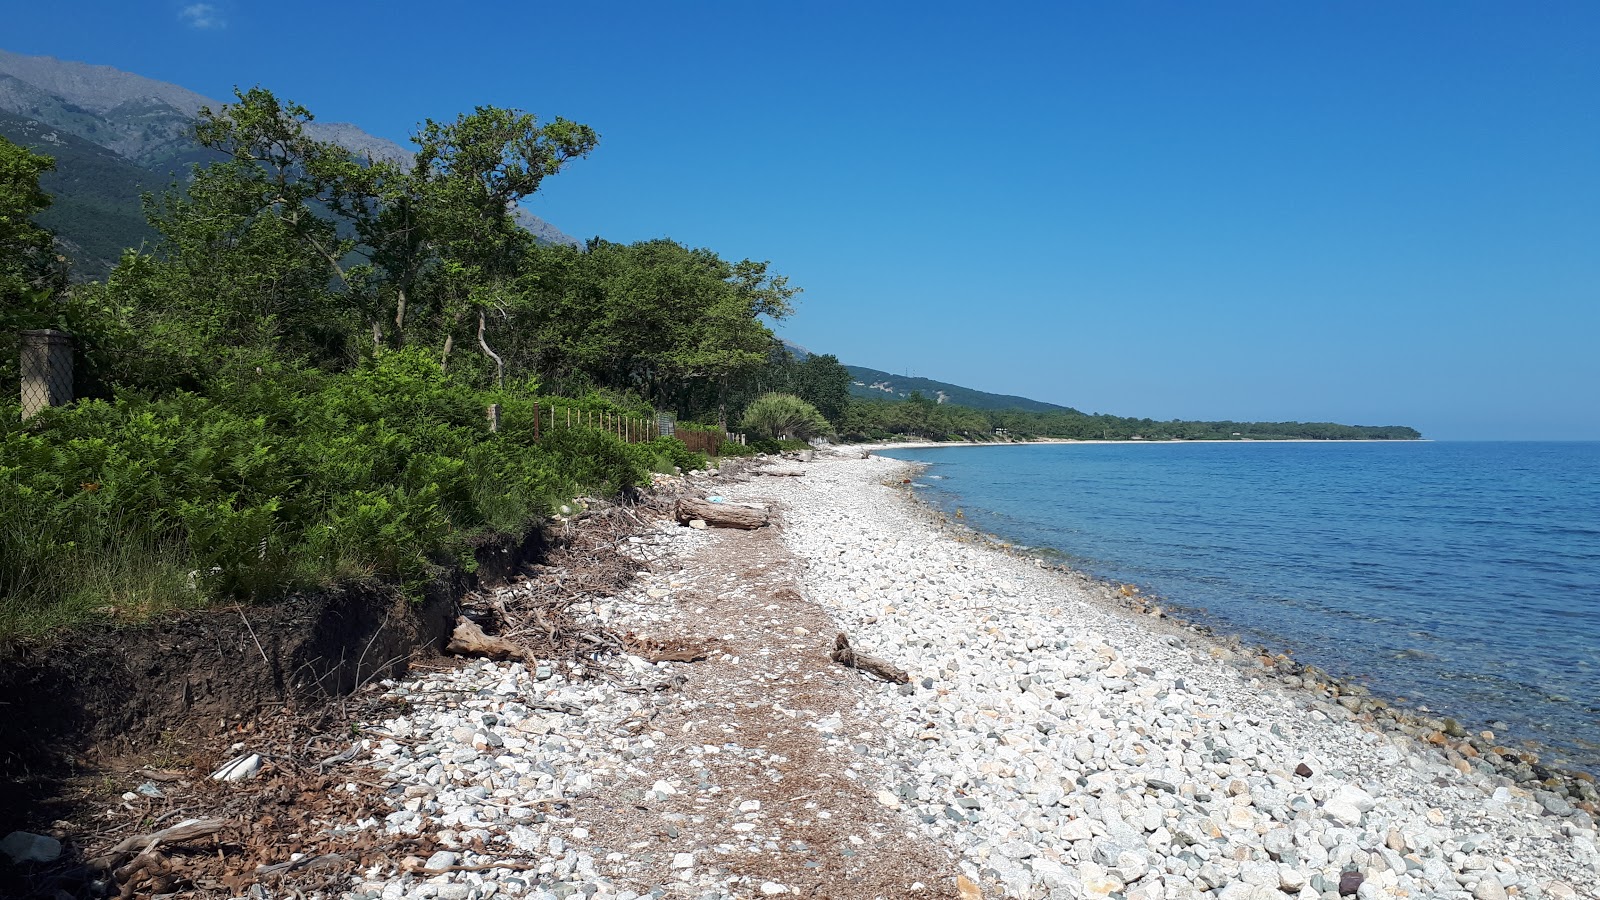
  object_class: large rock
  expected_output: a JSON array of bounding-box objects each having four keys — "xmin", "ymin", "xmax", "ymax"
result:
[{"xmin": 0, "ymin": 831, "xmax": 61, "ymax": 864}]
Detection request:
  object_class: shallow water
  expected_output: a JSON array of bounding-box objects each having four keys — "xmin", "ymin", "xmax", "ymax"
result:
[{"xmin": 878, "ymin": 441, "xmax": 1600, "ymax": 769}]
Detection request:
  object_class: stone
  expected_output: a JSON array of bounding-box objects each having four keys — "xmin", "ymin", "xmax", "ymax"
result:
[
  {"xmin": 425, "ymin": 851, "xmax": 459, "ymax": 870},
  {"xmin": 0, "ymin": 831, "xmax": 61, "ymax": 864},
  {"xmin": 1472, "ymin": 876, "xmax": 1508, "ymax": 900},
  {"xmin": 1079, "ymin": 862, "xmax": 1125, "ymax": 898},
  {"xmin": 1338, "ymin": 871, "xmax": 1363, "ymax": 896},
  {"xmin": 671, "ymin": 853, "xmax": 694, "ymax": 869},
  {"xmin": 759, "ymin": 883, "xmax": 787, "ymax": 896}
]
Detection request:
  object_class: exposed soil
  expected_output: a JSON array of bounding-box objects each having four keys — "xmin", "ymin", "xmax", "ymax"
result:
[
  {"xmin": 0, "ymin": 529, "xmax": 550, "ymax": 898},
  {"xmin": 553, "ymin": 503, "xmax": 954, "ymax": 897}
]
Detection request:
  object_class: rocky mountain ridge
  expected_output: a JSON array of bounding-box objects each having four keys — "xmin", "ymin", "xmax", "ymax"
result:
[{"xmin": 0, "ymin": 48, "xmax": 577, "ymax": 276}]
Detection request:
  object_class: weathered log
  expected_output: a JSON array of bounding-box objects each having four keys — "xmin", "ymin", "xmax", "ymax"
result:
[
  {"xmin": 752, "ymin": 467, "xmax": 806, "ymax": 477},
  {"xmin": 674, "ymin": 497, "xmax": 769, "ymax": 529},
  {"xmin": 90, "ymin": 819, "xmax": 225, "ymax": 872},
  {"xmin": 830, "ymin": 633, "xmax": 910, "ymax": 684},
  {"xmin": 446, "ymin": 617, "xmax": 532, "ymax": 663}
]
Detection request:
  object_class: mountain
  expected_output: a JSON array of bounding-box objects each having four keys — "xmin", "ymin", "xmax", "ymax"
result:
[
  {"xmin": 843, "ymin": 364, "xmax": 1078, "ymax": 413},
  {"xmin": 0, "ymin": 109, "xmax": 158, "ymax": 269},
  {"xmin": 0, "ymin": 49, "xmax": 578, "ymax": 277},
  {"xmin": 775, "ymin": 338, "xmax": 1073, "ymax": 412}
]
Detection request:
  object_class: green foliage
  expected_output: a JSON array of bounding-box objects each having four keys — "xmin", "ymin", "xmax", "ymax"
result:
[
  {"xmin": 518, "ymin": 238, "xmax": 798, "ymax": 416},
  {"xmin": 634, "ymin": 436, "xmax": 707, "ymax": 473},
  {"xmin": 716, "ymin": 439, "xmax": 759, "ymax": 457},
  {"xmin": 836, "ymin": 396, "xmax": 1423, "ymax": 443},
  {"xmin": 740, "ymin": 392, "xmax": 829, "ymax": 441},
  {"xmin": 0, "ymin": 350, "xmax": 663, "ymax": 638}
]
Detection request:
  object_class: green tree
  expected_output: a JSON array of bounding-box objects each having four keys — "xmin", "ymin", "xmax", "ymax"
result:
[
  {"xmin": 0, "ymin": 136, "xmax": 62, "ymax": 327},
  {"xmin": 792, "ymin": 353, "xmax": 851, "ymax": 422},
  {"xmin": 521, "ymin": 238, "xmax": 796, "ymax": 417}
]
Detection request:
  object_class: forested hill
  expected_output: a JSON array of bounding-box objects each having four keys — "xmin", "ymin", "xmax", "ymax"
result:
[
  {"xmin": 0, "ymin": 49, "xmax": 577, "ymax": 277},
  {"xmin": 844, "ymin": 365, "xmax": 1078, "ymax": 413}
]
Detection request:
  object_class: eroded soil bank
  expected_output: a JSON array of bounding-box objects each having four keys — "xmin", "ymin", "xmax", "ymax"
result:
[{"xmin": 0, "ymin": 528, "xmax": 549, "ymax": 896}]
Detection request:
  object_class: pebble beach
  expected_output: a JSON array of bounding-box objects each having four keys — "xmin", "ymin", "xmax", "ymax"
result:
[{"xmin": 342, "ymin": 451, "xmax": 1600, "ymax": 900}]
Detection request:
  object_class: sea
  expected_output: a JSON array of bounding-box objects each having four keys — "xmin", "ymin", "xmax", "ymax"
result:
[{"xmin": 877, "ymin": 441, "xmax": 1600, "ymax": 770}]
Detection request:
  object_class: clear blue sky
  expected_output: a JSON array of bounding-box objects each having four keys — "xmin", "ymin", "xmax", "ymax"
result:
[{"xmin": 8, "ymin": 2, "xmax": 1598, "ymax": 439}]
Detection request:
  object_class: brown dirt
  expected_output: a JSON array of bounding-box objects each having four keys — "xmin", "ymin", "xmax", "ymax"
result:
[
  {"xmin": 0, "ymin": 529, "xmax": 550, "ymax": 899},
  {"xmin": 564, "ymin": 513, "xmax": 956, "ymax": 898}
]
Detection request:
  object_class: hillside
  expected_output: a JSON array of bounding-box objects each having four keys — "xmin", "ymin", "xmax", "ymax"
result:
[
  {"xmin": 844, "ymin": 364, "xmax": 1078, "ymax": 413},
  {"xmin": 0, "ymin": 109, "xmax": 159, "ymax": 277},
  {"xmin": 0, "ymin": 49, "xmax": 578, "ymax": 277}
]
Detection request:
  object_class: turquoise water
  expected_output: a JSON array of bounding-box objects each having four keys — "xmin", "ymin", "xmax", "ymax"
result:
[{"xmin": 878, "ymin": 442, "xmax": 1600, "ymax": 769}]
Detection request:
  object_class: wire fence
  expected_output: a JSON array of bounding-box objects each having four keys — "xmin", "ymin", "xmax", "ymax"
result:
[
  {"xmin": 529, "ymin": 402, "xmax": 740, "ymax": 454},
  {"xmin": 17, "ymin": 329, "xmax": 74, "ymax": 420}
]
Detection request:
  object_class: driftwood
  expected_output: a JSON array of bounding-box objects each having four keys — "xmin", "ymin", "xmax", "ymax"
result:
[
  {"xmin": 674, "ymin": 497, "xmax": 769, "ymax": 529},
  {"xmin": 90, "ymin": 819, "xmax": 226, "ymax": 873},
  {"xmin": 830, "ymin": 633, "xmax": 910, "ymax": 684},
  {"xmin": 256, "ymin": 853, "xmax": 346, "ymax": 876},
  {"xmin": 446, "ymin": 617, "xmax": 532, "ymax": 663},
  {"xmin": 752, "ymin": 466, "xmax": 806, "ymax": 477}
]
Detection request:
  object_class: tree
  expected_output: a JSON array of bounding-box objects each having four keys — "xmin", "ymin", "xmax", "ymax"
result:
[
  {"xmin": 519, "ymin": 238, "xmax": 796, "ymax": 417},
  {"xmin": 791, "ymin": 353, "xmax": 851, "ymax": 423},
  {"xmin": 409, "ymin": 108, "xmax": 597, "ymax": 382},
  {"xmin": 0, "ymin": 136, "xmax": 62, "ymax": 326}
]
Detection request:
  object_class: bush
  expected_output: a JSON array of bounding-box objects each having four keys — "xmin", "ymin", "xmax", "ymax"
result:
[
  {"xmin": 740, "ymin": 393, "xmax": 829, "ymax": 441},
  {"xmin": 0, "ymin": 350, "xmax": 660, "ymax": 638},
  {"xmin": 715, "ymin": 439, "xmax": 758, "ymax": 457},
  {"xmin": 634, "ymin": 436, "xmax": 707, "ymax": 473}
]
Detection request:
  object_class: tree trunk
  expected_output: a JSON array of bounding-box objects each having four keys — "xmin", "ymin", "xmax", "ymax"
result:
[
  {"xmin": 477, "ymin": 309, "xmax": 504, "ymax": 388},
  {"xmin": 394, "ymin": 286, "xmax": 408, "ymax": 346},
  {"xmin": 440, "ymin": 333, "xmax": 454, "ymax": 372},
  {"xmin": 674, "ymin": 497, "xmax": 769, "ymax": 530}
]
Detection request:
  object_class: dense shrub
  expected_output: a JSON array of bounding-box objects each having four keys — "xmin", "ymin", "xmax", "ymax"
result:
[
  {"xmin": 740, "ymin": 392, "xmax": 829, "ymax": 441},
  {"xmin": 715, "ymin": 439, "xmax": 758, "ymax": 457},
  {"xmin": 0, "ymin": 350, "xmax": 659, "ymax": 638}
]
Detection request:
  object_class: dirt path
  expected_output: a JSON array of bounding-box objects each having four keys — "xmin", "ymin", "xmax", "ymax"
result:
[{"xmin": 565, "ymin": 512, "xmax": 952, "ymax": 898}]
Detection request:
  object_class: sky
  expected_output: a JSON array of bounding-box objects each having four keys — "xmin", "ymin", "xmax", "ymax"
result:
[{"xmin": 6, "ymin": 2, "xmax": 1599, "ymax": 439}]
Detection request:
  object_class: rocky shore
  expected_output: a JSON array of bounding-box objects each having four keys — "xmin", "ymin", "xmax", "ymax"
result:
[{"xmin": 341, "ymin": 451, "xmax": 1598, "ymax": 900}]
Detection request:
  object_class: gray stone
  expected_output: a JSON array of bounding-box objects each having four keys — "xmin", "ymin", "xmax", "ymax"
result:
[
  {"xmin": 0, "ymin": 831, "xmax": 61, "ymax": 864},
  {"xmin": 1473, "ymin": 876, "xmax": 1509, "ymax": 900},
  {"xmin": 425, "ymin": 851, "xmax": 459, "ymax": 870}
]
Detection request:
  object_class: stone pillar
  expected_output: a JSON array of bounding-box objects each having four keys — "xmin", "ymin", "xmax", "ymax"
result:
[{"xmin": 19, "ymin": 329, "xmax": 73, "ymax": 420}]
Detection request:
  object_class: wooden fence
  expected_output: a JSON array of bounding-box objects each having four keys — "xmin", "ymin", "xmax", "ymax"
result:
[{"xmin": 524, "ymin": 402, "xmax": 742, "ymax": 455}]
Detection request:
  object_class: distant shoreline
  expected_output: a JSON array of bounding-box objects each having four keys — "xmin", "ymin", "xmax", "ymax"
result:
[{"xmin": 850, "ymin": 437, "xmax": 1430, "ymax": 452}]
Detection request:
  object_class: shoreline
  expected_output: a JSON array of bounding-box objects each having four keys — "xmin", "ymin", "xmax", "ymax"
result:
[
  {"xmin": 867, "ymin": 447, "xmax": 1600, "ymax": 796},
  {"xmin": 311, "ymin": 450, "xmax": 1597, "ymax": 900},
  {"xmin": 850, "ymin": 438, "xmax": 1429, "ymax": 451},
  {"xmin": 767, "ymin": 451, "xmax": 1597, "ymax": 897}
]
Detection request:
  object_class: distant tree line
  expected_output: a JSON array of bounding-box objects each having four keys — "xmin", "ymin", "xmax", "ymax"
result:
[{"xmin": 837, "ymin": 392, "xmax": 1421, "ymax": 442}]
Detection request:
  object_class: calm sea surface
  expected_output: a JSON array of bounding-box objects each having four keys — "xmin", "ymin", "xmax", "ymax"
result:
[{"xmin": 878, "ymin": 442, "xmax": 1600, "ymax": 769}]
